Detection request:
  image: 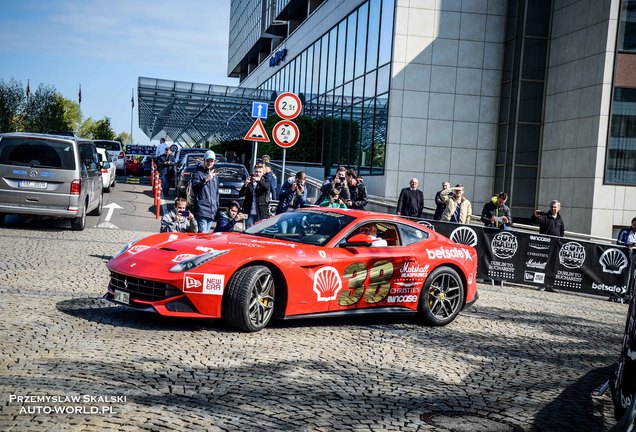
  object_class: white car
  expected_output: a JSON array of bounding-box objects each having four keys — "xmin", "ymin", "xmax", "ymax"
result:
[
  {"xmin": 97, "ymin": 148, "xmax": 116, "ymax": 192},
  {"xmin": 94, "ymin": 140, "xmax": 126, "ymax": 174}
]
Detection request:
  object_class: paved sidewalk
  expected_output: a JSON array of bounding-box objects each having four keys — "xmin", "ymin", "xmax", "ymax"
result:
[{"xmin": 0, "ymin": 225, "xmax": 627, "ymax": 431}]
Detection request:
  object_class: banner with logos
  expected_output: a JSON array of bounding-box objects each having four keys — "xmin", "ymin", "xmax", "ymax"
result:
[
  {"xmin": 424, "ymin": 220, "xmax": 632, "ymax": 299},
  {"xmin": 612, "ymin": 262, "xmax": 636, "ymax": 421}
]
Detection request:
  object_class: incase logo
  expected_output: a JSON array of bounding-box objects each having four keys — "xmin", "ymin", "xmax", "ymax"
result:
[
  {"xmin": 386, "ymin": 295, "xmax": 418, "ymax": 303},
  {"xmin": 530, "ymin": 235, "xmax": 551, "ymax": 243}
]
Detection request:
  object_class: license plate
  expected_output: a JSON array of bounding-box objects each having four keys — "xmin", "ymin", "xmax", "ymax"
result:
[
  {"xmin": 18, "ymin": 180, "xmax": 47, "ymax": 189},
  {"xmin": 113, "ymin": 290, "xmax": 130, "ymax": 304},
  {"xmin": 219, "ymin": 188, "xmax": 232, "ymax": 195}
]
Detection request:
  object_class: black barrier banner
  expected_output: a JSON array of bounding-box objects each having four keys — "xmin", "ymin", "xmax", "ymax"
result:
[
  {"xmin": 612, "ymin": 260, "xmax": 636, "ymax": 421},
  {"xmin": 424, "ymin": 220, "xmax": 631, "ymax": 299}
]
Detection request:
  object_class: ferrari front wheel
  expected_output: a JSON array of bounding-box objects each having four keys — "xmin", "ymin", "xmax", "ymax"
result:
[
  {"xmin": 419, "ymin": 266, "xmax": 464, "ymax": 326},
  {"xmin": 224, "ymin": 265, "xmax": 275, "ymax": 332}
]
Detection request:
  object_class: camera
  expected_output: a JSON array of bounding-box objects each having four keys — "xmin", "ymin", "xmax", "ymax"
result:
[{"xmin": 179, "ymin": 210, "xmax": 189, "ymax": 217}]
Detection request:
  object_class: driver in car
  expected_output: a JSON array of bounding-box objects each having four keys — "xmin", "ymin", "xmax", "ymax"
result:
[{"xmin": 358, "ymin": 223, "xmax": 388, "ymax": 247}]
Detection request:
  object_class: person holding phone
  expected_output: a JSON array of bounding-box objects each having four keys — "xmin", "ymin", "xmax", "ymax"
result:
[
  {"xmin": 160, "ymin": 197, "xmax": 198, "ymax": 233},
  {"xmin": 190, "ymin": 150, "xmax": 220, "ymax": 233},
  {"xmin": 214, "ymin": 201, "xmax": 244, "ymax": 232},
  {"xmin": 481, "ymin": 191, "xmax": 512, "ymax": 229}
]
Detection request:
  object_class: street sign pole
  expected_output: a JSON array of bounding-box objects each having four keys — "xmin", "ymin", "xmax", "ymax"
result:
[
  {"xmin": 252, "ymin": 141, "xmax": 258, "ymax": 170},
  {"xmin": 281, "ymin": 148, "xmax": 287, "ymax": 185}
]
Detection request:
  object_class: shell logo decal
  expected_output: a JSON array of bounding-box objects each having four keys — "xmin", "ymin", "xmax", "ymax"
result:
[
  {"xmin": 599, "ymin": 248, "xmax": 628, "ymax": 274},
  {"xmin": 450, "ymin": 226, "xmax": 478, "ymax": 246},
  {"xmin": 313, "ymin": 266, "xmax": 343, "ymax": 302}
]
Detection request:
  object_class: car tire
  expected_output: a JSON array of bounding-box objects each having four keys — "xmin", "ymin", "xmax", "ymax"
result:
[
  {"xmin": 418, "ymin": 266, "xmax": 464, "ymax": 326},
  {"xmin": 89, "ymin": 193, "xmax": 103, "ymax": 216},
  {"xmin": 71, "ymin": 206, "xmax": 86, "ymax": 231},
  {"xmin": 224, "ymin": 265, "xmax": 275, "ymax": 332},
  {"xmin": 111, "ymin": 176, "xmax": 116, "ymax": 188},
  {"xmin": 104, "ymin": 182, "xmax": 111, "ymax": 193}
]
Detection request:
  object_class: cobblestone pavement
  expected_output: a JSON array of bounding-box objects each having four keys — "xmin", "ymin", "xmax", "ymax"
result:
[{"xmin": 0, "ymin": 198, "xmax": 629, "ymax": 431}]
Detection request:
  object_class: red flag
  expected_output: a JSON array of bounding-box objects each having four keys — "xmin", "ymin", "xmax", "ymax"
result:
[
  {"xmin": 78, "ymin": 84, "xmax": 82, "ymax": 104},
  {"xmin": 26, "ymin": 79, "xmax": 30, "ymax": 97}
]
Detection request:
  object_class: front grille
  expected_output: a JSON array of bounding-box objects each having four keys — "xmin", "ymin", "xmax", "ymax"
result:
[{"xmin": 109, "ymin": 272, "xmax": 182, "ymax": 302}]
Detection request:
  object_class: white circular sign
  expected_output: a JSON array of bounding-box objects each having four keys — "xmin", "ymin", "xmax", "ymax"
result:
[
  {"xmin": 275, "ymin": 92, "xmax": 302, "ymax": 120},
  {"xmin": 273, "ymin": 120, "xmax": 299, "ymax": 148}
]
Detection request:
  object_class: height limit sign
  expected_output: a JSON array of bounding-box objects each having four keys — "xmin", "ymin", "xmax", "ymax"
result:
[{"xmin": 273, "ymin": 120, "xmax": 299, "ymax": 148}]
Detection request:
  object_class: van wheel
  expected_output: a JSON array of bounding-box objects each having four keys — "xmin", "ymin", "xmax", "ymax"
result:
[
  {"xmin": 71, "ymin": 207, "xmax": 86, "ymax": 231},
  {"xmin": 89, "ymin": 193, "xmax": 103, "ymax": 216}
]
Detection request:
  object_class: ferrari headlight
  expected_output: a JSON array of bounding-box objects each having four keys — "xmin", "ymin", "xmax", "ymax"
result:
[
  {"xmin": 169, "ymin": 250, "xmax": 229, "ymax": 273},
  {"xmin": 112, "ymin": 240, "xmax": 138, "ymax": 260}
]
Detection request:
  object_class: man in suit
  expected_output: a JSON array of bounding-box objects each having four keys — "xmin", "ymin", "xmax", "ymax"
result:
[{"xmin": 396, "ymin": 178, "xmax": 424, "ymax": 218}]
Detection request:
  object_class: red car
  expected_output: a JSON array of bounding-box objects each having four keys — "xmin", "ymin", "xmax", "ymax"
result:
[
  {"xmin": 124, "ymin": 157, "xmax": 143, "ymax": 176},
  {"xmin": 105, "ymin": 208, "xmax": 478, "ymax": 332}
]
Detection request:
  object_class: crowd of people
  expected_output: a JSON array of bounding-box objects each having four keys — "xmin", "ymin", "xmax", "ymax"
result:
[{"xmin": 158, "ymin": 151, "xmax": 636, "ymax": 243}]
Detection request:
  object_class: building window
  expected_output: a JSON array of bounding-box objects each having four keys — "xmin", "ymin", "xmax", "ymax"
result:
[
  {"xmin": 619, "ymin": 0, "xmax": 636, "ymax": 52},
  {"xmin": 606, "ymin": 88, "xmax": 636, "ymax": 185}
]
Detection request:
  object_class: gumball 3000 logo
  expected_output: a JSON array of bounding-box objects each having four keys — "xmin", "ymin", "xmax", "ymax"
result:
[
  {"xmin": 491, "ymin": 232, "xmax": 518, "ymax": 259},
  {"xmin": 558, "ymin": 242, "xmax": 586, "ymax": 269}
]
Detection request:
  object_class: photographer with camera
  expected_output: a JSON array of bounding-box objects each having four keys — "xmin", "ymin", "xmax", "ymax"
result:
[
  {"xmin": 315, "ymin": 166, "xmax": 350, "ymax": 205},
  {"xmin": 277, "ymin": 171, "xmax": 309, "ymax": 214},
  {"xmin": 214, "ymin": 201, "xmax": 245, "ymax": 233},
  {"xmin": 239, "ymin": 164, "xmax": 270, "ymax": 229},
  {"xmin": 160, "ymin": 197, "xmax": 198, "ymax": 233}
]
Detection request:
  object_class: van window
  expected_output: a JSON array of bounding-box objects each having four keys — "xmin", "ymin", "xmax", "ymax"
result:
[
  {"xmin": 94, "ymin": 141, "xmax": 121, "ymax": 151},
  {"xmin": 79, "ymin": 143, "xmax": 98, "ymax": 170},
  {"xmin": 0, "ymin": 137, "xmax": 76, "ymax": 169}
]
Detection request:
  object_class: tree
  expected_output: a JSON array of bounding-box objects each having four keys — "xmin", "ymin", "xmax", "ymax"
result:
[
  {"xmin": 115, "ymin": 131, "xmax": 130, "ymax": 145},
  {"xmin": 21, "ymin": 84, "xmax": 72, "ymax": 133},
  {"xmin": 80, "ymin": 117, "xmax": 96, "ymax": 138},
  {"xmin": 59, "ymin": 97, "xmax": 80, "ymax": 133},
  {"xmin": 92, "ymin": 118, "xmax": 116, "ymax": 140},
  {"xmin": 0, "ymin": 79, "xmax": 25, "ymax": 132}
]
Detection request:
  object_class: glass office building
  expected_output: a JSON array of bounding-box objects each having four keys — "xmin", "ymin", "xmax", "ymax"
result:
[{"xmin": 227, "ymin": 0, "xmax": 636, "ymax": 237}]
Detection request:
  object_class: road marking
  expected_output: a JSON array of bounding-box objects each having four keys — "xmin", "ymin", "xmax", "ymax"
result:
[{"xmin": 103, "ymin": 203, "xmax": 123, "ymax": 222}]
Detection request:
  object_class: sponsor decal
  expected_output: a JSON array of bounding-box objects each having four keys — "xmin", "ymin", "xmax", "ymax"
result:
[
  {"xmin": 183, "ymin": 273, "xmax": 225, "ymax": 295},
  {"xmin": 527, "ymin": 251, "xmax": 549, "ymax": 259},
  {"xmin": 426, "ymin": 247, "xmax": 473, "ymax": 261},
  {"xmin": 450, "ymin": 226, "xmax": 478, "ymax": 246},
  {"xmin": 417, "ymin": 221, "xmax": 435, "ymax": 231},
  {"xmin": 399, "ymin": 262, "xmax": 430, "ymax": 278},
  {"xmin": 524, "ymin": 271, "xmax": 545, "ymax": 284},
  {"xmin": 599, "ymin": 249, "xmax": 628, "ymax": 274},
  {"xmin": 126, "ymin": 245, "xmax": 149, "ymax": 255},
  {"xmin": 386, "ymin": 294, "xmax": 418, "ymax": 303},
  {"xmin": 227, "ymin": 242, "xmax": 265, "ymax": 249},
  {"xmin": 390, "ymin": 287, "xmax": 420, "ymax": 294},
  {"xmin": 392, "ymin": 282, "xmax": 419, "ymax": 289},
  {"xmin": 168, "ymin": 234, "xmax": 179, "ymax": 241},
  {"xmin": 591, "ymin": 282, "xmax": 627, "ymax": 294},
  {"xmin": 529, "ymin": 243, "xmax": 550, "ymax": 251},
  {"xmin": 491, "ymin": 232, "xmax": 518, "ymax": 259},
  {"xmin": 297, "ymin": 249, "xmax": 305, "ymax": 257},
  {"xmin": 554, "ymin": 269, "xmax": 583, "ymax": 290},
  {"xmin": 530, "ymin": 235, "xmax": 551, "ymax": 243},
  {"xmin": 172, "ymin": 254, "xmax": 196, "ymax": 263},
  {"xmin": 249, "ymin": 239, "xmax": 296, "ymax": 249},
  {"xmin": 318, "ymin": 251, "xmax": 327, "ymax": 259},
  {"xmin": 488, "ymin": 261, "xmax": 515, "ymax": 279},
  {"xmin": 558, "ymin": 242, "xmax": 585, "ymax": 269},
  {"xmin": 195, "ymin": 246, "xmax": 216, "ymax": 253},
  {"xmin": 525, "ymin": 259, "xmax": 547, "ymax": 270},
  {"xmin": 313, "ymin": 267, "xmax": 343, "ymax": 302}
]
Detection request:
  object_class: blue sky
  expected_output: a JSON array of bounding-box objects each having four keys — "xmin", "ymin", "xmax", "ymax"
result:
[{"xmin": 0, "ymin": 0, "xmax": 236, "ymax": 143}]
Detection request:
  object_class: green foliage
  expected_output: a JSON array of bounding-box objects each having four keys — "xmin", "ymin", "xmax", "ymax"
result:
[
  {"xmin": 59, "ymin": 97, "xmax": 80, "ymax": 133},
  {"xmin": 260, "ymin": 114, "xmax": 318, "ymax": 161},
  {"xmin": 21, "ymin": 84, "xmax": 72, "ymax": 133},
  {"xmin": 116, "ymin": 131, "xmax": 130, "ymax": 145},
  {"xmin": 92, "ymin": 118, "xmax": 116, "ymax": 140},
  {"xmin": 79, "ymin": 117, "xmax": 96, "ymax": 138},
  {"xmin": 0, "ymin": 79, "xmax": 24, "ymax": 132}
]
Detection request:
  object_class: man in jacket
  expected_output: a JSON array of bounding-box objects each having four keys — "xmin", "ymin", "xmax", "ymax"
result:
[
  {"xmin": 440, "ymin": 184, "xmax": 472, "ymax": 224},
  {"xmin": 396, "ymin": 178, "xmax": 424, "ymax": 217},
  {"xmin": 315, "ymin": 166, "xmax": 350, "ymax": 205},
  {"xmin": 160, "ymin": 197, "xmax": 198, "ymax": 233},
  {"xmin": 277, "ymin": 171, "xmax": 309, "ymax": 214},
  {"xmin": 344, "ymin": 169, "xmax": 368, "ymax": 210},
  {"xmin": 262, "ymin": 162, "xmax": 278, "ymax": 200},
  {"xmin": 190, "ymin": 150, "xmax": 220, "ymax": 233},
  {"xmin": 532, "ymin": 200, "xmax": 565, "ymax": 236},
  {"xmin": 434, "ymin": 181, "xmax": 450, "ymax": 220},
  {"xmin": 617, "ymin": 217, "xmax": 636, "ymax": 248},
  {"xmin": 240, "ymin": 164, "xmax": 270, "ymax": 229},
  {"xmin": 481, "ymin": 192, "xmax": 512, "ymax": 228},
  {"xmin": 157, "ymin": 147, "xmax": 175, "ymax": 197}
]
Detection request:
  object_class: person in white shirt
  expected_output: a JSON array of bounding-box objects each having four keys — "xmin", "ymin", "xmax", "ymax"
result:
[
  {"xmin": 155, "ymin": 137, "xmax": 168, "ymax": 157},
  {"xmin": 358, "ymin": 223, "xmax": 388, "ymax": 247}
]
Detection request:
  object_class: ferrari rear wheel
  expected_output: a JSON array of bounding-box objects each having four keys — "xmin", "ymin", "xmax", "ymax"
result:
[
  {"xmin": 224, "ymin": 265, "xmax": 275, "ymax": 332},
  {"xmin": 419, "ymin": 266, "xmax": 464, "ymax": 326}
]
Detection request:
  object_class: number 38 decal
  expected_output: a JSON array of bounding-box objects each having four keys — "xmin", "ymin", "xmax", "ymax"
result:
[{"xmin": 338, "ymin": 260, "xmax": 394, "ymax": 306}]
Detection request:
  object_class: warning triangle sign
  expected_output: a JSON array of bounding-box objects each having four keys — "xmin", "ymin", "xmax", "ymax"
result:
[{"xmin": 244, "ymin": 118, "xmax": 270, "ymax": 142}]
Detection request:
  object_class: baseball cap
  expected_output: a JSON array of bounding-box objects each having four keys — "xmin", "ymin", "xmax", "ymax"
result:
[{"xmin": 204, "ymin": 150, "xmax": 216, "ymax": 161}]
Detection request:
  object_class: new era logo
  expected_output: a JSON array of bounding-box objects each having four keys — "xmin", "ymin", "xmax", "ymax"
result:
[{"xmin": 185, "ymin": 276, "xmax": 202, "ymax": 290}]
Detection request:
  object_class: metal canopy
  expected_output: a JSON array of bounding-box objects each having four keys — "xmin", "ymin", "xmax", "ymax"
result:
[{"xmin": 137, "ymin": 77, "xmax": 276, "ymax": 145}]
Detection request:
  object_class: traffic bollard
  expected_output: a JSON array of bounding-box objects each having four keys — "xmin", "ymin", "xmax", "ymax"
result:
[{"xmin": 155, "ymin": 178, "xmax": 161, "ymax": 219}]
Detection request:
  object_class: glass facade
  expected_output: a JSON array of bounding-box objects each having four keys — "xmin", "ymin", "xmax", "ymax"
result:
[
  {"xmin": 619, "ymin": 0, "xmax": 636, "ymax": 51},
  {"xmin": 259, "ymin": 0, "xmax": 394, "ymax": 176},
  {"xmin": 607, "ymin": 88, "xmax": 636, "ymax": 184},
  {"xmin": 496, "ymin": 0, "xmax": 551, "ymax": 215}
]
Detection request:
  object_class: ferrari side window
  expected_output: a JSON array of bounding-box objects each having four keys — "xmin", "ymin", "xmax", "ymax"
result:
[{"xmin": 398, "ymin": 224, "xmax": 429, "ymax": 246}]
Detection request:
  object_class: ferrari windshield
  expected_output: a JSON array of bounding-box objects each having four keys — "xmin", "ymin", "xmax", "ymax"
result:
[{"xmin": 247, "ymin": 210, "xmax": 355, "ymax": 246}]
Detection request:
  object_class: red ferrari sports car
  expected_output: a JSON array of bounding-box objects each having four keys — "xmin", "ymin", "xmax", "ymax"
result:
[{"xmin": 105, "ymin": 208, "xmax": 478, "ymax": 332}]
